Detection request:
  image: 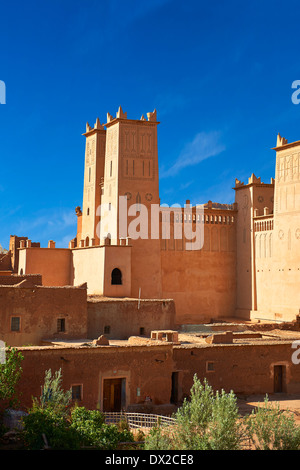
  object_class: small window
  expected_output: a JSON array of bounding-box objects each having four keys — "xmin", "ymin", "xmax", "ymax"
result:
[
  {"xmin": 111, "ymin": 268, "xmax": 122, "ymax": 285},
  {"xmin": 87, "ymin": 208, "xmax": 90, "ymax": 216},
  {"xmin": 57, "ymin": 318, "xmax": 66, "ymax": 333},
  {"xmin": 206, "ymin": 361, "xmax": 215, "ymax": 372},
  {"xmin": 104, "ymin": 325, "xmax": 110, "ymax": 335},
  {"xmin": 72, "ymin": 385, "xmax": 82, "ymax": 401},
  {"xmin": 140, "ymin": 327, "xmax": 145, "ymax": 336},
  {"xmin": 11, "ymin": 316, "xmax": 20, "ymax": 332}
]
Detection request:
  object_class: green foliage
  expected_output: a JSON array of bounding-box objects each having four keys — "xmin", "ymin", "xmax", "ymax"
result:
[
  {"xmin": 70, "ymin": 406, "xmax": 134, "ymax": 449},
  {"xmin": 22, "ymin": 368, "xmax": 135, "ymax": 451},
  {"xmin": 22, "ymin": 408, "xmax": 80, "ymax": 450},
  {"xmin": 245, "ymin": 396, "xmax": 300, "ymax": 450},
  {"xmin": 144, "ymin": 426, "xmax": 173, "ymax": 450},
  {"xmin": 145, "ymin": 375, "xmax": 243, "ymax": 450},
  {"xmin": 33, "ymin": 368, "xmax": 72, "ymax": 416},
  {"xmin": 0, "ymin": 345, "xmax": 23, "ymax": 408}
]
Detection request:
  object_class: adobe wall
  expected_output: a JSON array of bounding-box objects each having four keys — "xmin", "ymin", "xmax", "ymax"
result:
[
  {"xmin": 0, "ymin": 274, "xmax": 42, "ymax": 286},
  {"xmin": 14, "ymin": 344, "xmax": 174, "ymax": 411},
  {"xmin": 18, "ymin": 247, "xmax": 72, "ymax": 286},
  {"xmin": 13, "ymin": 339, "xmax": 300, "ymax": 412},
  {"xmin": 71, "ymin": 245, "xmax": 105, "ymax": 295},
  {"xmin": 160, "ymin": 211, "xmax": 236, "ymax": 324},
  {"xmin": 173, "ymin": 341, "xmax": 300, "ymax": 398},
  {"xmin": 0, "ymin": 284, "xmax": 87, "ymax": 347},
  {"xmin": 234, "ymin": 178, "xmax": 275, "ymax": 320},
  {"xmin": 87, "ymin": 298, "xmax": 176, "ymax": 339}
]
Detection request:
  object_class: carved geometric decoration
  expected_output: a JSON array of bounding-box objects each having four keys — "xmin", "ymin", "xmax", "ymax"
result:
[{"xmin": 278, "ymin": 229, "xmax": 284, "ymax": 240}]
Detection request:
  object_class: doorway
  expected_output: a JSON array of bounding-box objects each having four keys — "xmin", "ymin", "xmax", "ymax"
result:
[
  {"xmin": 171, "ymin": 372, "xmax": 179, "ymax": 404},
  {"xmin": 103, "ymin": 378, "xmax": 126, "ymax": 412},
  {"xmin": 274, "ymin": 365, "xmax": 285, "ymax": 393}
]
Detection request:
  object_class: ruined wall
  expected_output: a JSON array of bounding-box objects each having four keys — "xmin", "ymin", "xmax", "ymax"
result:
[
  {"xmin": 0, "ymin": 284, "xmax": 87, "ymax": 346},
  {"xmin": 87, "ymin": 298, "xmax": 176, "ymax": 339}
]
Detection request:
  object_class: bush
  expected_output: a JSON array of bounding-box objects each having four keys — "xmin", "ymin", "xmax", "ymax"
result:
[
  {"xmin": 70, "ymin": 406, "xmax": 134, "ymax": 449},
  {"xmin": 22, "ymin": 408, "xmax": 80, "ymax": 450},
  {"xmin": 0, "ymin": 346, "xmax": 23, "ymax": 408},
  {"xmin": 35, "ymin": 368, "xmax": 72, "ymax": 416},
  {"xmin": 145, "ymin": 375, "xmax": 243, "ymax": 450},
  {"xmin": 245, "ymin": 396, "xmax": 300, "ymax": 450}
]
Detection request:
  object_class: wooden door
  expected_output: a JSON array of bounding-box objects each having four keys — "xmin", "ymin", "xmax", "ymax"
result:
[
  {"xmin": 274, "ymin": 365, "xmax": 284, "ymax": 393},
  {"xmin": 103, "ymin": 378, "xmax": 124, "ymax": 412}
]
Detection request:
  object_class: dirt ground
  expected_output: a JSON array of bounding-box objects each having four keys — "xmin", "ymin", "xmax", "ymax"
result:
[{"xmin": 237, "ymin": 393, "xmax": 300, "ymax": 424}]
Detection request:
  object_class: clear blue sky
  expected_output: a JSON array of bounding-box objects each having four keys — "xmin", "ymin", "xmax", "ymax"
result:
[{"xmin": 1, "ymin": 0, "xmax": 300, "ymax": 249}]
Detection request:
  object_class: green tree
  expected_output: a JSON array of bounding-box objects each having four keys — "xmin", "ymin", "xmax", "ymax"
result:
[{"xmin": 0, "ymin": 345, "xmax": 23, "ymax": 408}]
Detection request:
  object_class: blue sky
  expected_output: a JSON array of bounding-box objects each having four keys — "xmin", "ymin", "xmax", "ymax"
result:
[{"xmin": 1, "ymin": 0, "xmax": 300, "ymax": 249}]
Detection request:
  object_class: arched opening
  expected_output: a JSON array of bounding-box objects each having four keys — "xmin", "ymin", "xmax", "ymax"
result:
[
  {"xmin": 111, "ymin": 268, "xmax": 122, "ymax": 285},
  {"xmin": 85, "ymin": 236, "xmax": 89, "ymax": 247}
]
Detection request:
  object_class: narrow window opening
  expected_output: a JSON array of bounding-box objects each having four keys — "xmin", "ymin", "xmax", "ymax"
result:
[
  {"xmin": 72, "ymin": 385, "xmax": 82, "ymax": 401},
  {"xmin": 11, "ymin": 316, "xmax": 20, "ymax": 332},
  {"xmin": 111, "ymin": 268, "xmax": 122, "ymax": 285},
  {"xmin": 104, "ymin": 325, "xmax": 111, "ymax": 335},
  {"xmin": 57, "ymin": 318, "xmax": 66, "ymax": 333}
]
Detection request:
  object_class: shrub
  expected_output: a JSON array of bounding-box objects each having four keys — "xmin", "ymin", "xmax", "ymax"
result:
[
  {"xmin": 34, "ymin": 368, "xmax": 72, "ymax": 416},
  {"xmin": 70, "ymin": 406, "xmax": 134, "ymax": 449},
  {"xmin": 245, "ymin": 396, "xmax": 300, "ymax": 450},
  {"xmin": 145, "ymin": 375, "xmax": 243, "ymax": 450},
  {"xmin": 0, "ymin": 346, "xmax": 23, "ymax": 408},
  {"xmin": 22, "ymin": 408, "xmax": 80, "ymax": 450}
]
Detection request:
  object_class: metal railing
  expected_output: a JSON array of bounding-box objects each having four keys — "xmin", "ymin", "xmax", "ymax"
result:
[{"xmin": 104, "ymin": 412, "xmax": 177, "ymax": 429}]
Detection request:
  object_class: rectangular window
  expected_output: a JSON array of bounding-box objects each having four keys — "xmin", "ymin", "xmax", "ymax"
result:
[
  {"xmin": 72, "ymin": 384, "xmax": 82, "ymax": 401},
  {"xmin": 206, "ymin": 361, "xmax": 215, "ymax": 372},
  {"xmin": 104, "ymin": 325, "xmax": 110, "ymax": 335},
  {"xmin": 139, "ymin": 327, "xmax": 145, "ymax": 336},
  {"xmin": 11, "ymin": 316, "xmax": 20, "ymax": 332},
  {"xmin": 57, "ymin": 318, "xmax": 66, "ymax": 333}
]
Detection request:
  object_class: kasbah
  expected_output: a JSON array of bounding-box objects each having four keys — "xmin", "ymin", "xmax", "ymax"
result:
[{"xmin": 1, "ymin": 106, "xmax": 300, "ymax": 413}]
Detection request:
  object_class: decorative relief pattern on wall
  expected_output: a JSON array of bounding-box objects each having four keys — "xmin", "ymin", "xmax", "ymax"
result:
[
  {"xmin": 277, "ymin": 153, "xmax": 300, "ymax": 182},
  {"xmin": 278, "ymin": 229, "xmax": 284, "ymax": 240}
]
